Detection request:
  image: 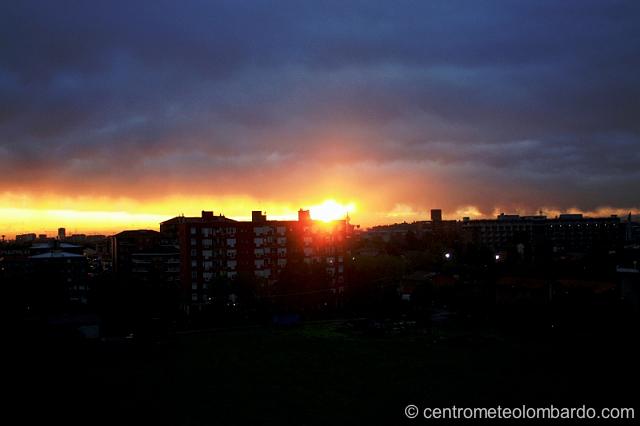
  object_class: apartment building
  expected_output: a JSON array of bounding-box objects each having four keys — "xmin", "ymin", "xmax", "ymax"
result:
[
  {"xmin": 161, "ymin": 209, "xmax": 353, "ymax": 305},
  {"xmin": 461, "ymin": 213, "xmax": 623, "ymax": 251}
]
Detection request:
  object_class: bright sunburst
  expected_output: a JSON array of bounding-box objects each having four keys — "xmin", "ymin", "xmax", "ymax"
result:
[{"xmin": 309, "ymin": 200, "xmax": 356, "ymax": 222}]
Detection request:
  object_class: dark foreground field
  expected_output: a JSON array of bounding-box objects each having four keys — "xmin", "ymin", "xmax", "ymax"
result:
[{"xmin": 13, "ymin": 319, "xmax": 639, "ymax": 425}]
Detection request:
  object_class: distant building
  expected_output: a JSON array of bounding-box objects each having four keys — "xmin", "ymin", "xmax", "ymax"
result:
[
  {"xmin": 58, "ymin": 227, "xmax": 66, "ymax": 240},
  {"xmin": 363, "ymin": 222, "xmax": 419, "ymax": 243},
  {"xmin": 16, "ymin": 233, "xmax": 37, "ymax": 244},
  {"xmin": 360, "ymin": 210, "xmax": 627, "ymax": 255},
  {"xmin": 66, "ymin": 234, "xmax": 106, "ymax": 244},
  {"xmin": 361, "ymin": 209, "xmax": 452, "ymax": 243},
  {"xmin": 461, "ymin": 213, "xmax": 623, "ymax": 252},
  {"xmin": 67, "ymin": 234, "xmax": 86, "ymax": 243}
]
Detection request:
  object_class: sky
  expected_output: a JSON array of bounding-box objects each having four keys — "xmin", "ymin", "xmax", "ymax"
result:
[{"xmin": 1, "ymin": 0, "xmax": 639, "ymax": 236}]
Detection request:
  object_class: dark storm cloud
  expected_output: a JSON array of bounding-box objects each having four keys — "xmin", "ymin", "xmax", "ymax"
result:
[{"xmin": 1, "ymin": 0, "xmax": 639, "ymax": 213}]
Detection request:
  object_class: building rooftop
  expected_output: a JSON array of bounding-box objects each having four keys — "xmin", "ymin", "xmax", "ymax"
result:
[
  {"xmin": 113, "ymin": 229, "xmax": 160, "ymax": 237},
  {"xmin": 160, "ymin": 211, "xmax": 237, "ymax": 225},
  {"xmin": 30, "ymin": 251, "xmax": 84, "ymax": 259},
  {"xmin": 31, "ymin": 242, "xmax": 81, "ymax": 250}
]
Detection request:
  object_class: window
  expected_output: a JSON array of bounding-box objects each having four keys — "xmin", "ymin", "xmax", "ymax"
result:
[
  {"xmin": 254, "ymin": 226, "xmax": 271, "ymax": 236},
  {"xmin": 190, "ymin": 227, "xmax": 197, "ymax": 235},
  {"xmin": 254, "ymin": 269, "xmax": 271, "ymax": 278}
]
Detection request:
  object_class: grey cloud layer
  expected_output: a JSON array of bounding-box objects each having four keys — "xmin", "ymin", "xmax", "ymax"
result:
[{"xmin": 1, "ymin": 0, "xmax": 639, "ymax": 213}]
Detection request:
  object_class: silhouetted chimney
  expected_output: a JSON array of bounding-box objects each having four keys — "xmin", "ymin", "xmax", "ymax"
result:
[
  {"xmin": 298, "ymin": 209, "xmax": 311, "ymax": 222},
  {"xmin": 252, "ymin": 211, "xmax": 267, "ymax": 222}
]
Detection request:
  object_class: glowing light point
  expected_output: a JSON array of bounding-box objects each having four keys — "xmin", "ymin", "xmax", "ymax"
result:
[{"xmin": 309, "ymin": 200, "xmax": 355, "ymax": 222}]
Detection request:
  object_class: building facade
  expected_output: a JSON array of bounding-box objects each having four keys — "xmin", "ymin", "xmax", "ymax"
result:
[
  {"xmin": 161, "ymin": 210, "xmax": 353, "ymax": 306},
  {"xmin": 461, "ymin": 213, "xmax": 623, "ymax": 251},
  {"xmin": 110, "ymin": 229, "xmax": 180, "ymax": 284}
]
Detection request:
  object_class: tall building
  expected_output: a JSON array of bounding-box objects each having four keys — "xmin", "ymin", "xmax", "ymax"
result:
[
  {"xmin": 58, "ymin": 227, "xmax": 66, "ymax": 240},
  {"xmin": 160, "ymin": 209, "xmax": 354, "ymax": 306}
]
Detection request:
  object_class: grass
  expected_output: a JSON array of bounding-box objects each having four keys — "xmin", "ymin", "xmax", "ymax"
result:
[{"xmin": 15, "ymin": 321, "xmax": 639, "ymax": 425}]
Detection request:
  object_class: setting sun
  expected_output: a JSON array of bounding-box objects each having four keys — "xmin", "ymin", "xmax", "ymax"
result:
[{"xmin": 309, "ymin": 200, "xmax": 356, "ymax": 222}]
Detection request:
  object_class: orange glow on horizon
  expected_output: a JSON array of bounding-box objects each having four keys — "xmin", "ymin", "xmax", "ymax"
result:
[
  {"xmin": 0, "ymin": 193, "xmax": 361, "ymax": 238},
  {"xmin": 1, "ymin": 192, "xmax": 633, "ymax": 239}
]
